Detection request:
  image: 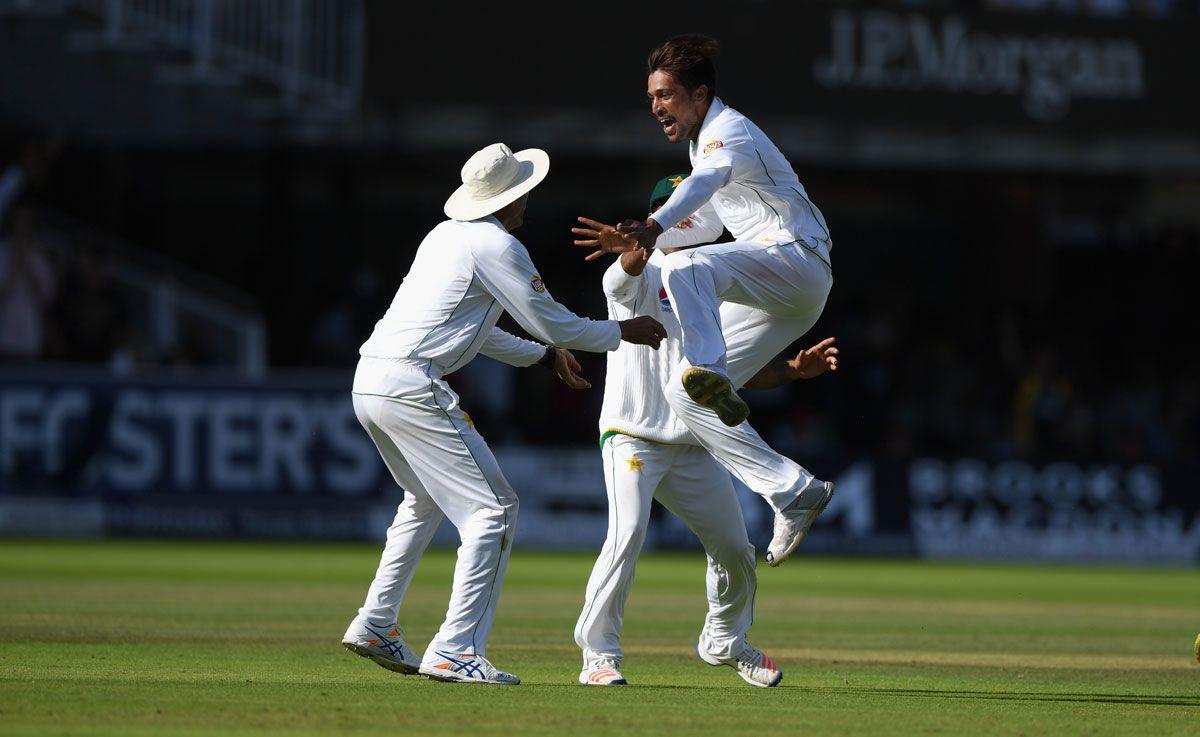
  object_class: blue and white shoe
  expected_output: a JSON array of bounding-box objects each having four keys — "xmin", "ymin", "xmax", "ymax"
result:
[
  {"xmin": 342, "ymin": 617, "xmax": 421, "ymax": 675},
  {"xmin": 419, "ymin": 650, "xmax": 520, "ymax": 685}
]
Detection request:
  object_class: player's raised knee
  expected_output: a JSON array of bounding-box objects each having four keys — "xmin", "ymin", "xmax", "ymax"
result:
[
  {"xmin": 662, "ymin": 364, "xmax": 691, "ymax": 403},
  {"xmin": 658, "ymin": 249, "xmax": 696, "ymax": 282}
]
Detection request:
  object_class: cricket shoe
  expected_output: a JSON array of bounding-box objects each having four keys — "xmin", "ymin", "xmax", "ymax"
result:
[
  {"xmin": 697, "ymin": 642, "xmax": 782, "ymax": 688},
  {"xmin": 420, "ymin": 651, "xmax": 520, "ymax": 685},
  {"xmin": 765, "ymin": 479, "xmax": 836, "ymax": 567},
  {"xmin": 579, "ymin": 658, "xmax": 628, "ymax": 686},
  {"xmin": 341, "ymin": 617, "xmax": 421, "ymax": 675},
  {"xmin": 681, "ymin": 366, "xmax": 749, "ymax": 427}
]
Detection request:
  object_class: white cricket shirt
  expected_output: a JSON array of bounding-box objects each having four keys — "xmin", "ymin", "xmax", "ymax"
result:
[
  {"xmin": 598, "ymin": 250, "xmax": 690, "ymax": 444},
  {"xmin": 355, "ymin": 216, "xmax": 620, "ymax": 393},
  {"xmin": 652, "ymin": 97, "xmax": 833, "ymax": 251}
]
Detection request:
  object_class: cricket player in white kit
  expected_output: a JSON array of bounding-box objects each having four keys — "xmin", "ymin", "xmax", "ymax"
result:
[
  {"xmin": 574, "ymin": 35, "xmax": 836, "ymax": 568},
  {"xmin": 575, "ymin": 175, "xmax": 839, "ymax": 688},
  {"xmin": 342, "ymin": 143, "xmax": 667, "ymax": 685}
]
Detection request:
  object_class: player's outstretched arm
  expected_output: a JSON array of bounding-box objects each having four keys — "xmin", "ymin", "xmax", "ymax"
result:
[
  {"xmin": 477, "ymin": 240, "xmax": 622, "ymax": 353},
  {"xmin": 743, "ymin": 337, "xmax": 839, "ymax": 390},
  {"xmin": 624, "ymin": 166, "xmax": 731, "ymax": 249}
]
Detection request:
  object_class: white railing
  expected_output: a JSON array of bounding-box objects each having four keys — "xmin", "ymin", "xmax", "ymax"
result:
[
  {"xmin": 43, "ymin": 210, "xmax": 269, "ymax": 375},
  {"xmin": 93, "ymin": 0, "xmax": 364, "ymax": 110}
]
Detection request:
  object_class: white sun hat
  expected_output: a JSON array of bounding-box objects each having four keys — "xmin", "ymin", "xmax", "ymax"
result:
[{"xmin": 443, "ymin": 143, "xmax": 550, "ymax": 221}]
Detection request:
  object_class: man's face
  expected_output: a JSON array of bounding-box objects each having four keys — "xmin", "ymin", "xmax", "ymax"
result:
[
  {"xmin": 505, "ymin": 193, "xmax": 529, "ymax": 230},
  {"xmin": 647, "ymin": 70, "xmax": 707, "ymax": 144}
]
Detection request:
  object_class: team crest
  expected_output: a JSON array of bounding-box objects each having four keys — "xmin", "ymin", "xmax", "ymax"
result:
[
  {"xmin": 658, "ymin": 287, "xmax": 673, "ymax": 313},
  {"xmin": 531, "ymin": 275, "xmax": 546, "ymax": 293},
  {"xmin": 703, "ymin": 140, "xmax": 724, "ymax": 155}
]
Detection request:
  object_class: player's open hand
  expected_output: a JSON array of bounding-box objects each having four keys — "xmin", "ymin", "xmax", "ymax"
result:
[
  {"xmin": 552, "ymin": 348, "xmax": 591, "ymax": 390},
  {"xmin": 615, "ymin": 218, "xmax": 664, "ymax": 249},
  {"xmin": 618, "ymin": 316, "xmax": 668, "ymax": 350},
  {"xmin": 789, "ymin": 337, "xmax": 839, "ymax": 378},
  {"xmin": 573, "ymin": 217, "xmax": 640, "ymax": 261}
]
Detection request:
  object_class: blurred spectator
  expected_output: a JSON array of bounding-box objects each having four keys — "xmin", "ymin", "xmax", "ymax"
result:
[
  {"xmin": 312, "ymin": 266, "xmax": 387, "ymax": 366},
  {"xmin": 48, "ymin": 246, "xmax": 128, "ymax": 365},
  {"xmin": 0, "ymin": 202, "xmax": 57, "ymax": 360},
  {"xmin": 0, "ymin": 137, "xmax": 61, "ymax": 227}
]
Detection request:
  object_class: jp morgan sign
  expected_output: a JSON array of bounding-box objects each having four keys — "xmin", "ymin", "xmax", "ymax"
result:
[{"xmin": 813, "ymin": 10, "xmax": 1145, "ymax": 122}]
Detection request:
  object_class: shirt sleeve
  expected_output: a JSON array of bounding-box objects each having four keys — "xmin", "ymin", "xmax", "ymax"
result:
[
  {"xmin": 479, "ymin": 327, "xmax": 546, "ymax": 367},
  {"xmin": 601, "ymin": 257, "xmax": 646, "ymax": 308},
  {"xmin": 653, "ymin": 200, "xmax": 724, "ymax": 250},
  {"xmin": 477, "ymin": 239, "xmax": 622, "ymax": 352},
  {"xmin": 693, "ymin": 134, "xmax": 740, "ymax": 171},
  {"xmin": 649, "ymin": 166, "xmax": 731, "ymax": 237}
]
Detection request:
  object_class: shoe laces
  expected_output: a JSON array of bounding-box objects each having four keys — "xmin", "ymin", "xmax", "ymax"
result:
[
  {"xmin": 365, "ymin": 621, "xmax": 406, "ymax": 637},
  {"xmin": 589, "ymin": 657, "xmax": 621, "ymax": 672},
  {"xmin": 773, "ymin": 511, "xmax": 795, "ymax": 535},
  {"xmin": 470, "ymin": 654, "xmax": 502, "ymax": 678},
  {"xmin": 736, "ymin": 645, "xmax": 769, "ymax": 674}
]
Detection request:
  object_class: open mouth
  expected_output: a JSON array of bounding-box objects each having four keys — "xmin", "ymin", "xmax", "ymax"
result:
[{"xmin": 659, "ymin": 117, "xmax": 677, "ymax": 137}]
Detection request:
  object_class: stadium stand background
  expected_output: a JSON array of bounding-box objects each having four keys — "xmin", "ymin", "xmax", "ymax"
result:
[{"xmin": 2, "ymin": 0, "xmax": 1197, "ymax": 561}]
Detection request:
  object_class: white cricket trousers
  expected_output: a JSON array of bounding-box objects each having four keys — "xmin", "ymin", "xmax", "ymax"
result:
[
  {"xmin": 351, "ymin": 374, "xmax": 517, "ymax": 659},
  {"xmin": 574, "ymin": 435, "xmax": 757, "ymax": 663},
  {"xmin": 660, "ymin": 239, "xmax": 834, "ymax": 513}
]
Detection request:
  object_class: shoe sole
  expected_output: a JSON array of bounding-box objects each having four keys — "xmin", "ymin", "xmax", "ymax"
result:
[
  {"xmin": 418, "ymin": 666, "xmax": 520, "ymax": 685},
  {"xmin": 681, "ymin": 368, "xmax": 749, "ymax": 427},
  {"xmin": 696, "ymin": 645, "xmax": 782, "ymax": 688},
  {"xmin": 343, "ymin": 641, "xmax": 420, "ymax": 675},
  {"xmin": 579, "ymin": 670, "xmax": 629, "ymax": 686},
  {"xmin": 579, "ymin": 677, "xmax": 629, "ymax": 686},
  {"xmin": 766, "ymin": 481, "xmax": 836, "ymax": 567}
]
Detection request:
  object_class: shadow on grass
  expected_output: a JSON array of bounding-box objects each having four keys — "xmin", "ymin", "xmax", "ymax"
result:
[
  {"xmin": 797, "ymin": 685, "xmax": 1200, "ymax": 708},
  {"xmin": 533, "ymin": 683, "xmax": 1200, "ymax": 707}
]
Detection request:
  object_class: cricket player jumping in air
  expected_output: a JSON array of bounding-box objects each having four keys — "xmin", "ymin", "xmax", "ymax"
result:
[
  {"xmin": 575, "ymin": 174, "xmax": 839, "ymax": 688},
  {"xmin": 343, "ymin": 143, "xmax": 667, "ymax": 685},
  {"xmin": 574, "ymin": 35, "xmax": 836, "ymax": 567}
]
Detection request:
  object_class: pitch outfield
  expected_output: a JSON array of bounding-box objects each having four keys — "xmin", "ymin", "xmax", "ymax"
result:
[{"xmin": 1, "ymin": 540, "xmax": 1197, "ymax": 736}]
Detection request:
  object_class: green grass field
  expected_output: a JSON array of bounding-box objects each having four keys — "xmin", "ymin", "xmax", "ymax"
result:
[{"xmin": 1, "ymin": 539, "xmax": 1197, "ymax": 736}]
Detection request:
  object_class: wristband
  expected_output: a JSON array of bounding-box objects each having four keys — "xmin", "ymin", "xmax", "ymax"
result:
[{"xmin": 537, "ymin": 346, "xmax": 556, "ymax": 367}]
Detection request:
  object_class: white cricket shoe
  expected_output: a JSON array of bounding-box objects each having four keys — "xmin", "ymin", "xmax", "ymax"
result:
[
  {"xmin": 579, "ymin": 658, "xmax": 628, "ymax": 686},
  {"xmin": 698, "ymin": 642, "xmax": 783, "ymax": 688},
  {"xmin": 341, "ymin": 617, "xmax": 421, "ymax": 674},
  {"xmin": 765, "ymin": 480, "xmax": 835, "ymax": 567},
  {"xmin": 419, "ymin": 650, "xmax": 521, "ymax": 685}
]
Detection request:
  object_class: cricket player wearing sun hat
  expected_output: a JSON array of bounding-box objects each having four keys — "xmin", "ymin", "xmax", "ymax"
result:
[
  {"xmin": 341, "ymin": 143, "xmax": 667, "ymax": 685},
  {"xmin": 573, "ymin": 34, "xmax": 837, "ymax": 570},
  {"xmin": 574, "ymin": 174, "xmax": 839, "ymax": 688}
]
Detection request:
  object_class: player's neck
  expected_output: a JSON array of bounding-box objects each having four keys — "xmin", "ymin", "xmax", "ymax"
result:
[{"xmin": 689, "ymin": 99, "xmax": 714, "ymax": 142}]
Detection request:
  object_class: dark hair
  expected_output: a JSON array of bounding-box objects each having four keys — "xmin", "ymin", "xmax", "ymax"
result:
[{"xmin": 647, "ymin": 34, "xmax": 719, "ymax": 101}]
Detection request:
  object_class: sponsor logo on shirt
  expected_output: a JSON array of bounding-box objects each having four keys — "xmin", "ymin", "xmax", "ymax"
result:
[
  {"xmin": 658, "ymin": 287, "xmax": 673, "ymax": 313},
  {"xmin": 531, "ymin": 275, "xmax": 546, "ymax": 294},
  {"xmin": 703, "ymin": 140, "xmax": 724, "ymax": 155}
]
